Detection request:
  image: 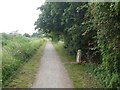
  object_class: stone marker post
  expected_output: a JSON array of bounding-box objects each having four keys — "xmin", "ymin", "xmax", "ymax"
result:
[{"xmin": 76, "ymin": 49, "xmax": 81, "ymax": 63}]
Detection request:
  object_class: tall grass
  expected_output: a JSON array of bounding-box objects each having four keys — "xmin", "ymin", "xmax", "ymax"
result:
[{"xmin": 1, "ymin": 33, "xmax": 45, "ymax": 86}]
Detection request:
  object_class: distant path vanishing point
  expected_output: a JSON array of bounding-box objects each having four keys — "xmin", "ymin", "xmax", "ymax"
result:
[{"xmin": 32, "ymin": 41, "xmax": 73, "ymax": 88}]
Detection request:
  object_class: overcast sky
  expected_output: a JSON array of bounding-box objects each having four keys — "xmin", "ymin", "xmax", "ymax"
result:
[{"xmin": 0, "ymin": 0, "xmax": 45, "ymax": 35}]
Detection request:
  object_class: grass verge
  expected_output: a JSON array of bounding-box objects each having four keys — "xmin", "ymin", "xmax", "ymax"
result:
[
  {"xmin": 52, "ymin": 41, "xmax": 102, "ymax": 88},
  {"xmin": 5, "ymin": 40, "xmax": 46, "ymax": 88}
]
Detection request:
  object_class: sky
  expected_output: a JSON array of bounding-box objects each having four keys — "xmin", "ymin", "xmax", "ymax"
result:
[{"xmin": 0, "ymin": 0, "xmax": 45, "ymax": 35}]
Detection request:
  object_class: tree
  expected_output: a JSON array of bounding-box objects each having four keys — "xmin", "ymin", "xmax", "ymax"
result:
[
  {"xmin": 35, "ymin": 2, "xmax": 120, "ymax": 88},
  {"xmin": 23, "ymin": 33, "xmax": 30, "ymax": 37}
]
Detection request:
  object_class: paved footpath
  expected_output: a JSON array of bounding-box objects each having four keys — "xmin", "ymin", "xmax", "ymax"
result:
[{"xmin": 32, "ymin": 41, "xmax": 73, "ymax": 88}]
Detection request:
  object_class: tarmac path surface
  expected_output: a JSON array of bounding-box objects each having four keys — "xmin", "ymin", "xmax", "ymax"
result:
[{"xmin": 32, "ymin": 41, "xmax": 73, "ymax": 88}]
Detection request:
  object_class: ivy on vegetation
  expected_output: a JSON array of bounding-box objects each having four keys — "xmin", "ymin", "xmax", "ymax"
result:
[{"xmin": 35, "ymin": 2, "xmax": 120, "ymax": 88}]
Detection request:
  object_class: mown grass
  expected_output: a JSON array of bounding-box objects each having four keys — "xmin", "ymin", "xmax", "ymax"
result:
[
  {"xmin": 52, "ymin": 41, "xmax": 102, "ymax": 88},
  {"xmin": 5, "ymin": 39, "xmax": 46, "ymax": 88}
]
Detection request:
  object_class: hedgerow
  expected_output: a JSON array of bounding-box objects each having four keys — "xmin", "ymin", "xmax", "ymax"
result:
[{"xmin": 35, "ymin": 2, "xmax": 120, "ymax": 88}]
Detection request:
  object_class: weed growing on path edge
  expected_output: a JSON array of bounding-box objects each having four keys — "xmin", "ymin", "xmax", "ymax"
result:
[{"xmin": 52, "ymin": 41, "xmax": 103, "ymax": 88}]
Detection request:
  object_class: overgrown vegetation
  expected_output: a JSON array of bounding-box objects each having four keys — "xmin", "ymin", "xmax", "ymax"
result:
[
  {"xmin": 35, "ymin": 2, "xmax": 120, "ymax": 88},
  {"xmin": 6, "ymin": 40, "xmax": 46, "ymax": 88},
  {"xmin": 1, "ymin": 33, "xmax": 45, "ymax": 87},
  {"xmin": 53, "ymin": 42, "xmax": 102, "ymax": 88}
]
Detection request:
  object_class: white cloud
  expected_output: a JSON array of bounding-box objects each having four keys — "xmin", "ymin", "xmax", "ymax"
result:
[{"xmin": 0, "ymin": 0, "xmax": 45, "ymax": 35}]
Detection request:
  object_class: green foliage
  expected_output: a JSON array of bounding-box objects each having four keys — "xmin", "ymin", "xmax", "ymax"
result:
[
  {"xmin": 32, "ymin": 31, "xmax": 44, "ymax": 38},
  {"xmin": 2, "ymin": 59, "xmax": 21, "ymax": 82},
  {"xmin": 35, "ymin": 2, "xmax": 120, "ymax": 88},
  {"xmin": 6, "ymin": 39, "xmax": 46, "ymax": 88},
  {"xmin": 52, "ymin": 41, "xmax": 102, "ymax": 88},
  {"xmin": 92, "ymin": 2, "xmax": 120, "ymax": 88},
  {"xmin": 23, "ymin": 33, "xmax": 30, "ymax": 37},
  {"xmin": 2, "ymin": 33, "xmax": 42, "ymax": 86},
  {"xmin": 35, "ymin": 2, "xmax": 100, "ymax": 61}
]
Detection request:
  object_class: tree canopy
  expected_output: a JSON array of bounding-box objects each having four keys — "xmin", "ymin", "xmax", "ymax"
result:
[{"xmin": 35, "ymin": 2, "xmax": 120, "ymax": 88}]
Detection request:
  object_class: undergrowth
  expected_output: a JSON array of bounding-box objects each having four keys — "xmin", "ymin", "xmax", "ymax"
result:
[
  {"xmin": 52, "ymin": 41, "xmax": 102, "ymax": 88},
  {"xmin": 1, "ymin": 33, "xmax": 46, "ymax": 87}
]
